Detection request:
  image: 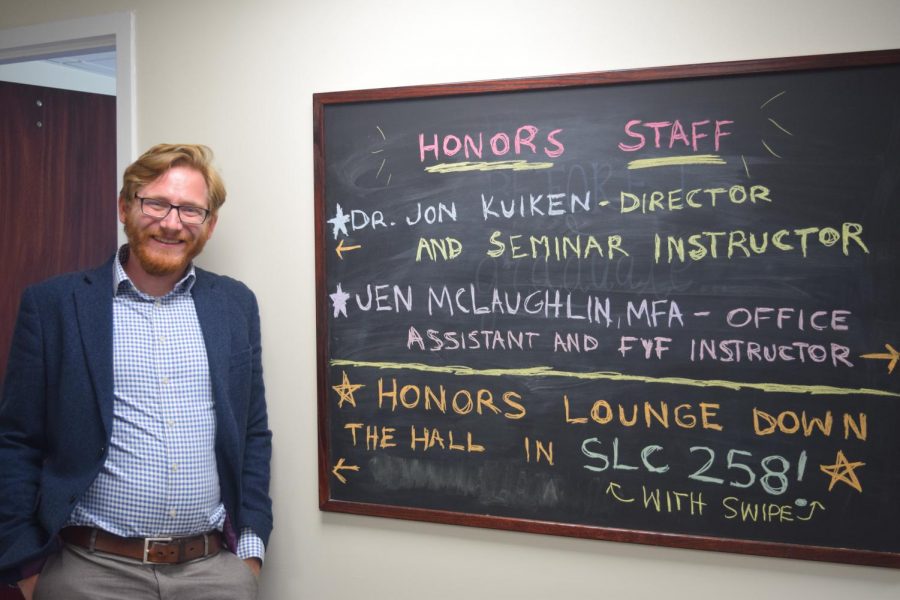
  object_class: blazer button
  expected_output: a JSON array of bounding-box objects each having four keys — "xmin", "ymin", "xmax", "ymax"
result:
[{"xmin": 98, "ymin": 446, "xmax": 106, "ymax": 458}]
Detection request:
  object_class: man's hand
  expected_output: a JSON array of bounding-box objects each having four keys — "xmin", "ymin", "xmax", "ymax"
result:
[
  {"xmin": 243, "ymin": 557, "xmax": 261, "ymax": 578},
  {"xmin": 17, "ymin": 574, "xmax": 39, "ymax": 600}
]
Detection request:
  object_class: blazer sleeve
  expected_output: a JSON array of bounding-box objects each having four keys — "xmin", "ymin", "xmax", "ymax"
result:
[
  {"xmin": 237, "ymin": 290, "xmax": 273, "ymax": 546},
  {"xmin": 0, "ymin": 287, "xmax": 55, "ymax": 583}
]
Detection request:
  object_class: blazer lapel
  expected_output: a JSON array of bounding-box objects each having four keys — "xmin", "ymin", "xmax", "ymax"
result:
[
  {"xmin": 74, "ymin": 260, "xmax": 115, "ymax": 434},
  {"xmin": 192, "ymin": 270, "xmax": 230, "ymax": 399}
]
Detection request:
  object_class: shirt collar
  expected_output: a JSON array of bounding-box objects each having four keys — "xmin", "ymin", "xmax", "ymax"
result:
[{"xmin": 113, "ymin": 244, "xmax": 197, "ymax": 298}]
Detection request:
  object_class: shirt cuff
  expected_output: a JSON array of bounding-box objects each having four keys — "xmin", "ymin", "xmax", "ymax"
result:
[{"xmin": 235, "ymin": 527, "xmax": 265, "ymax": 563}]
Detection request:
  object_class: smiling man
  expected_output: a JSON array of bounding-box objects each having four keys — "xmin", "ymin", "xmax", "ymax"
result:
[{"xmin": 0, "ymin": 144, "xmax": 272, "ymax": 600}]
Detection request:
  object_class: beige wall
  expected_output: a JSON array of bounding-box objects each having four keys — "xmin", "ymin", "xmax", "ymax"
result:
[{"xmin": 2, "ymin": 1, "xmax": 900, "ymax": 598}]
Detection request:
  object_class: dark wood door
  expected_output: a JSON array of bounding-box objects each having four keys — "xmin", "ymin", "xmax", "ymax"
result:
[
  {"xmin": 0, "ymin": 81, "xmax": 116, "ymax": 412},
  {"xmin": 0, "ymin": 80, "xmax": 116, "ymax": 597}
]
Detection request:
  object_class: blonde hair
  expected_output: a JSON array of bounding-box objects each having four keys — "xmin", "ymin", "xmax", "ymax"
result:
[{"xmin": 119, "ymin": 144, "xmax": 226, "ymax": 214}]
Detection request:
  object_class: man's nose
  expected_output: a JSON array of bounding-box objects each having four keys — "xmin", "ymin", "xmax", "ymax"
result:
[{"xmin": 159, "ymin": 206, "xmax": 184, "ymax": 229}]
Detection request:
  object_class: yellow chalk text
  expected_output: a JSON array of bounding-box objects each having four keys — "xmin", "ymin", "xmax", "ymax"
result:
[
  {"xmin": 564, "ymin": 395, "xmax": 724, "ymax": 431},
  {"xmin": 410, "ymin": 425, "xmax": 485, "ymax": 453}
]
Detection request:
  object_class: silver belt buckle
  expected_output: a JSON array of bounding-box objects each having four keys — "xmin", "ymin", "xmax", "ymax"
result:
[{"xmin": 143, "ymin": 536, "xmax": 174, "ymax": 563}]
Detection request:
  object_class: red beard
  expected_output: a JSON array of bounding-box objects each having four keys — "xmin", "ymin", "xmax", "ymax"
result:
[{"xmin": 124, "ymin": 216, "xmax": 209, "ymax": 277}]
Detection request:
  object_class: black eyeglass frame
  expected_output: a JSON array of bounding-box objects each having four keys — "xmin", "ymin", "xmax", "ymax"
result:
[{"xmin": 135, "ymin": 196, "xmax": 211, "ymax": 225}]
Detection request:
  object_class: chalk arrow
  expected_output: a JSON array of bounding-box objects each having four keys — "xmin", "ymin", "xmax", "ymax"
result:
[
  {"xmin": 332, "ymin": 458, "xmax": 360, "ymax": 484},
  {"xmin": 335, "ymin": 239, "xmax": 361, "ymax": 260},
  {"xmin": 796, "ymin": 501, "xmax": 826, "ymax": 522},
  {"xmin": 861, "ymin": 343, "xmax": 899, "ymax": 374},
  {"xmin": 605, "ymin": 481, "xmax": 635, "ymax": 503}
]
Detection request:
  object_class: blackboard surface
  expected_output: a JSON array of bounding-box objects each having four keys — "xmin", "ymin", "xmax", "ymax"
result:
[{"xmin": 314, "ymin": 50, "xmax": 900, "ymax": 567}]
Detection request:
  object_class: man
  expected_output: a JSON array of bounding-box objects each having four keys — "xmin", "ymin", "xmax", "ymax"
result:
[{"xmin": 0, "ymin": 144, "xmax": 272, "ymax": 600}]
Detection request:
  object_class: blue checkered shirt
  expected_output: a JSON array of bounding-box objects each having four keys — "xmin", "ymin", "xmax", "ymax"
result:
[{"xmin": 65, "ymin": 246, "xmax": 264, "ymax": 561}]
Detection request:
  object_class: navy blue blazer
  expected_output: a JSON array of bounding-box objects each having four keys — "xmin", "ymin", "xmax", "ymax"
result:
[{"xmin": 0, "ymin": 256, "xmax": 273, "ymax": 583}]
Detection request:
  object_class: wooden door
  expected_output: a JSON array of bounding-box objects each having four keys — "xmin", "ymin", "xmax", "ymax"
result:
[{"xmin": 0, "ymin": 81, "xmax": 116, "ymax": 414}]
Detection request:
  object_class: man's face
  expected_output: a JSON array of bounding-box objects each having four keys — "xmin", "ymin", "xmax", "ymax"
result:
[{"xmin": 118, "ymin": 165, "xmax": 218, "ymax": 277}]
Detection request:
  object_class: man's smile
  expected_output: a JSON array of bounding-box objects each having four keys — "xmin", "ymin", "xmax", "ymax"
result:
[{"xmin": 151, "ymin": 236, "xmax": 186, "ymax": 246}]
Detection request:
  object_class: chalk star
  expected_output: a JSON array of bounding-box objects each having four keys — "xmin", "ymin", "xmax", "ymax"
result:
[
  {"xmin": 327, "ymin": 203, "xmax": 351, "ymax": 239},
  {"xmin": 330, "ymin": 283, "xmax": 350, "ymax": 318},
  {"xmin": 332, "ymin": 371, "xmax": 364, "ymax": 408},
  {"xmin": 819, "ymin": 450, "xmax": 866, "ymax": 493}
]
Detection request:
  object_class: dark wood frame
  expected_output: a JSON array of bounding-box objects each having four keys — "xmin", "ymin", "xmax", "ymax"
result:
[{"xmin": 314, "ymin": 49, "xmax": 900, "ymax": 569}]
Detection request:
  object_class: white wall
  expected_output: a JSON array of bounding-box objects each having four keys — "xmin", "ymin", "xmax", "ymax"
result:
[{"xmin": 2, "ymin": 1, "xmax": 900, "ymax": 598}]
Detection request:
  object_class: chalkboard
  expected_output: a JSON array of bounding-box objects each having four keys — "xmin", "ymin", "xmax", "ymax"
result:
[{"xmin": 314, "ymin": 50, "xmax": 900, "ymax": 568}]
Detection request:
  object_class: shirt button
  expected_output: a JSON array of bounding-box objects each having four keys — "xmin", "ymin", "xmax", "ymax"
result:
[
  {"xmin": 171, "ymin": 463, "xmax": 179, "ymax": 471},
  {"xmin": 161, "ymin": 377, "xmax": 169, "ymax": 385},
  {"xmin": 169, "ymin": 509, "xmax": 177, "ymax": 518},
  {"xmin": 167, "ymin": 419, "xmax": 175, "ymax": 427}
]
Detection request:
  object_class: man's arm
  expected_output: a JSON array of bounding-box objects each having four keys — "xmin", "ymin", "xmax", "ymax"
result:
[
  {"xmin": 0, "ymin": 288, "xmax": 50, "ymax": 583},
  {"xmin": 237, "ymin": 291, "xmax": 273, "ymax": 552}
]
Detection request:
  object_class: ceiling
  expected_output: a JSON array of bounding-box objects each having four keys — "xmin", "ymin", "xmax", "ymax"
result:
[
  {"xmin": 0, "ymin": 48, "xmax": 117, "ymax": 95},
  {"xmin": 47, "ymin": 50, "xmax": 116, "ymax": 78}
]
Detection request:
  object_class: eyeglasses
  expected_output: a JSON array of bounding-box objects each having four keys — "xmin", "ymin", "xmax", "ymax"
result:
[{"xmin": 136, "ymin": 196, "xmax": 211, "ymax": 225}]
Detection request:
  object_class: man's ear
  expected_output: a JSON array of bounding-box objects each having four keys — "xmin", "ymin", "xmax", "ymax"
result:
[
  {"xmin": 205, "ymin": 213, "xmax": 218, "ymax": 239},
  {"xmin": 118, "ymin": 195, "xmax": 129, "ymax": 224}
]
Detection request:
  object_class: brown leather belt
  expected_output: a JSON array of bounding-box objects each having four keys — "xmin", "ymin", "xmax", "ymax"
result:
[{"xmin": 61, "ymin": 526, "xmax": 222, "ymax": 564}]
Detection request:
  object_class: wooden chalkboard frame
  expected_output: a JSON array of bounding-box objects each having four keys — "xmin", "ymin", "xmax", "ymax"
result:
[{"xmin": 314, "ymin": 49, "xmax": 900, "ymax": 569}]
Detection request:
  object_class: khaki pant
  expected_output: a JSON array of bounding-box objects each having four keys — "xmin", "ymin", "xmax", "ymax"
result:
[{"xmin": 34, "ymin": 544, "xmax": 258, "ymax": 600}]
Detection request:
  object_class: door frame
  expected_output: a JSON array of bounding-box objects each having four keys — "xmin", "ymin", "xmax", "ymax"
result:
[{"xmin": 0, "ymin": 11, "xmax": 136, "ymax": 225}]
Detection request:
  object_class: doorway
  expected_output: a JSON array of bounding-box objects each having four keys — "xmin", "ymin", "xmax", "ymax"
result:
[
  {"xmin": 0, "ymin": 15, "xmax": 134, "ymax": 597},
  {"xmin": 0, "ymin": 12, "xmax": 133, "ymax": 401}
]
